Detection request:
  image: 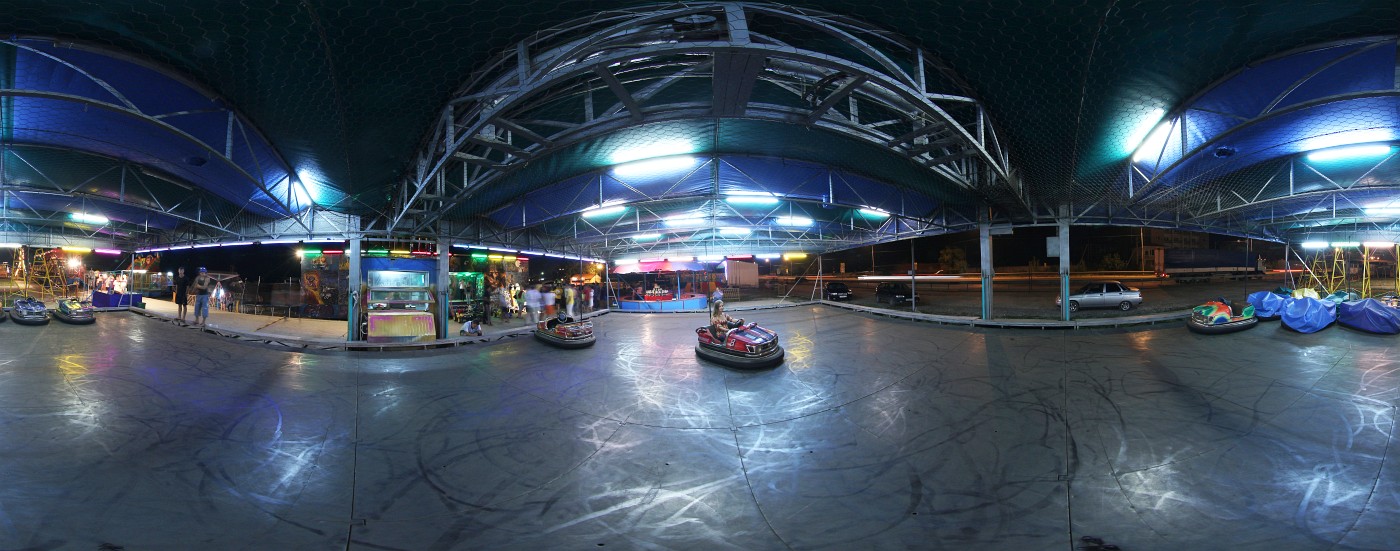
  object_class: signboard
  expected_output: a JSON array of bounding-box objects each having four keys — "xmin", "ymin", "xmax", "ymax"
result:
[{"xmin": 1046, "ymin": 236, "xmax": 1060, "ymax": 258}]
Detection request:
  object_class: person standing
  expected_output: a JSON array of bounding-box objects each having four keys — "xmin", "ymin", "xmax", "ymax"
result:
[
  {"xmin": 192, "ymin": 267, "xmax": 212, "ymax": 327},
  {"xmin": 498, "ymin": 284, "xmax": 513, "ymax": 321},
  {"xmin": 524, "ymin": 283, "xmax": 542, "ymax": 324},
  {"xmin": 542, "ymin": 285, "xmax": 557, "ymax": 317},
  {"xmin": 173, "ymin": 267, "xmax": 190, "ymax": 325},
  {"xmin": 563, "ymin": 283, "xmax": 577, "ymax": 319}
]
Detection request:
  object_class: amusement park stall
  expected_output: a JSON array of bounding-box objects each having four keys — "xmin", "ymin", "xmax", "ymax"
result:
[{"xmin": 612, "ymin": 260, "xmax": 712, "ymax": 311}]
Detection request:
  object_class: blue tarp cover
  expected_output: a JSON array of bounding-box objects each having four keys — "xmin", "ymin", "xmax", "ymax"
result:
[
  {"xmin": 1247, "ymin": 291, "xmax": 1286, "ymax": 318},
  {"xmin": 1281, "ymin": 297, "xmax": 1336, "ymax": 334},
  {"xmin": 1336, "ymin": 299, "xmax": 1400, "ymax": 335}
]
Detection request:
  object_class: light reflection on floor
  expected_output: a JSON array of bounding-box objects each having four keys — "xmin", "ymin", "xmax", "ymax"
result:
[{"xmin": 0, "ymin": 308, "xmax": 1396, "ymax": 550}]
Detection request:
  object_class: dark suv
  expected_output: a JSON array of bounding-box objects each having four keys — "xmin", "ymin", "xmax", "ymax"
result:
[
  {"xmin": 875, "ymin": 282, "xmax": 915, "ymax": 304},
  {"xmin": 824, "ymin": 282, "xmax": 852, "ymax": 300}
]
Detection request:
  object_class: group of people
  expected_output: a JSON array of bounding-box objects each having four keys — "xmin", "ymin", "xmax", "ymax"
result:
[
  {"xmin": 518, "ymin": 282, "xmax": 598, "ymax": 324},
  {"xmin": 171, "ymin": 266, "xmax": 215, "ymax": 326}
]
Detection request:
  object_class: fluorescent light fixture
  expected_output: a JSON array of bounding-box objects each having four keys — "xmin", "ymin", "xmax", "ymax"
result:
[
  {"xmin": 487, "ymin": 247, "xmax": 517, "ymax": 252},
  {"xmin": 60, "ymin": 246, "xmax": 91, "ymax": 253},
  {"xmin": 612, "ymin": 155, "xmax": 697, "ymax": 178},
  {"xmin": 518, "ymin": 250, "xmax": 545, "ymax": 256},
  {"xmin": 0, "ymin": 243, "xmax": 22, "ymax": 249},
  {"xmin": 306, "ymin": 238, "xmax": 345, "ymax": 243},
  {"xmin": 193, "ymin": 243, "xmax": 222, "ymax": 249},
  {"xmin": 858, "ymin": 207, "xmax": 890, "ymax": 218},
  {"xmin": 1127, "ymin": 108, "xmax": 1171, "ymax": 161},
  {"xmin": 135, "ymin": 247, "xmax": 169, "ymax": 253},
  {"xmin": 633, "ymin": 233, "xmax": 663, "ymax": 241},
  {"xmin": 609, "ymin": 140, "xmax": 696, "ymax": 164},
  {"xmin": 93, "ymin": 248, "xmax": 123, "ymax": 255},
  {"xmin": 774, "ymin": 216, "xmax": 812, "ymax": 227},
  {"xmin": 487, "ymin": 254, "xmax": 503, "ymax": 260},
  {"xmin": 614, "ymin": 258, "xmax": 639, "ymax": 265},
  {"xmin": 260, "ymin": 239, "xmax": 301, "ymax": 244},
  {"xmin": 70, "ymin": 212, "xmax": 109, "ymax": 224},
  {"xmin": 1300, "ymin": 241, "xmax": 1330, "ymax": 249},
  {"xmin": 697, "ymin": 254, "xmax": 725, "ymax": 261},
  {"xmin": 1298, "ymin": 129, "xmax": 1394, "ymax": 153},
  {"xmin": 756, "ymin": 253, "xmax": 780, "ymax": 259},
  {"xmin": 718, "ymin": 227, "xmax": 751, "ymax": 236},
  {"xmin": 1362, "ymin": 242, "xmax": 1395, "ymax": 248},
  {"xmin": 725, "ymin": 195, "xmax": 780, "ymax": 206},
  {"xmin": 222, "ymin": 242, "xmax": 253, "ymax": 247},
  {"xmin": 1330, "ymin": 241, "xmax": 1360, "ymax": 248},
  {"xmin": 665, "ymin": 213, "xmax": 708, "ymax": 228},
  {"xmin": 639, "ymin": 257, "xmax": 665, "ymax": 263},
  {"xmin": 582, "ymin": 204, "xmax": 627, "ymax": 218},
  {"xmin": 1306, "ymin": 144, "xmax": 1393, "ymax": 163},
  {"xmin": 783, "ymin": 253, "xmax": 808, "ymax": 260},
  {"xmin": 389, "ymin": 250, "xmax": 411, "ymax": 255}
]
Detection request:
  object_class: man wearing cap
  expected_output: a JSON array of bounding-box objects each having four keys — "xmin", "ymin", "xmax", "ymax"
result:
[{"xmin": 192, "ymin": 267, "xmax": 213, "ymax": 327}]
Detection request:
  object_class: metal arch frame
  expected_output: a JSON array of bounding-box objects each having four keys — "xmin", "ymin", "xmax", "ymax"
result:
[
  {"xmin": 0, "ymin": 145, "xmax": 283, "ymax": 239},
  {"xmin": 1125, "ymin": 37, "xmax": 1400, "ymax": 206},
  {"xmin": 528, "ymin": 193, "xmax": 976, "ymax": 258},
  {"xmin": 390, "ymin": 1, "xmax": 1017, "ymax": 235},
  {"xmin": 0, "ymin": 38, "xmax": 314, "ymax": 231},
  {"xmin": 1128, "ymin": 149, "xmax": 1400, "ymax": 240}
]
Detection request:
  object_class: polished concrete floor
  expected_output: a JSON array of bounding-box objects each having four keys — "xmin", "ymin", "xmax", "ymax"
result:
[{"xmin": 0, "ymin": 306, "xmax": 1396, "ymax": 550}]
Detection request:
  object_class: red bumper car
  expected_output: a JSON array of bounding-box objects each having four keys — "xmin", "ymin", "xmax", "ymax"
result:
[
  {"xmin": 695, "ymin": 320, "xmax": 784, "ymax": 369},
  {"xmin": 534, "ymin": 316, "xmax": 596, "ymax": 349}
]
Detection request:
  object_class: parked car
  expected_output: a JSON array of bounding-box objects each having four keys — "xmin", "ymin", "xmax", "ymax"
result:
[
  {"xmin": 1056, "ymin": 281, "xmax": 1142, "ymax": 312},
  {"xmin": 875, "ymin": 282, "xmax": 915, "ymax": 304},
  {"xmin": 824, "ymin": 282, "xmax": 852, "ymax": 300}
]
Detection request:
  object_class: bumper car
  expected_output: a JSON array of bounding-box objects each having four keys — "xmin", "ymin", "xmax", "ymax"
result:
[
  {"xmin": 1281, "ymin": 296, "xmax": 1336, "ymax": 333},
  {"xmin": 9, "ymin": 296, "xmax": 51, "ymax": 325},
  {"xmin": 1186, "ymin": 299, "xmax": 1257, "ymax": 334},
  {"xmin": 534, "ymin": 315, "xmax": 595, "ymax": 348},
  {"xmin": 1246, "ymin": 290, "xmax": 1288, "ymax": 321},
  {"xmin": 53, "ymin": 297, "xmax": 96, "ymax": 325},
  {"xmin": 695, "ymin": 300, "xmax": 784, "ymax": 369},
  {"xmin": 1337, "ymin": 298, "xmax": 1400, "ymax": 334}
]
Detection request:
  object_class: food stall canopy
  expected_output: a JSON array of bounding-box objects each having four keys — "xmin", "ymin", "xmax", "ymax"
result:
[{"xmin": 612, "ymin": 260, "xmax": 707, "ymax": 274}]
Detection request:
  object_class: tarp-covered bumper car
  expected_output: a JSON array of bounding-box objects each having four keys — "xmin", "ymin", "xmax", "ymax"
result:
[
  {"xmin": 1281, "ymin": 296, "xmax": 1336, "ymax": 333},
  {"xmin": 1246, "ymin": 290, "xmax": 1288, "ymax": 320},
  {"xmin": 9, "ymin": 297, "xmax": 51, "ymax": 325},
  {"xmin": 1337, "ymin": 298, "xmax": 1400, "ymax": 334},
  {"xmin": 1187, "ymin": 300, "xmax": 1258, "ymax": 334},
  {"xmin": 53, "ymin": 297, "xmax": 96, "ymax": 325},
  {"xmin": 534, "ymin": 316, "xmax": 596, "ymax": 348}
]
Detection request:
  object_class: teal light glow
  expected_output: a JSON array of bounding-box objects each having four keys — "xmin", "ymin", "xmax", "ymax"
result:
[
  {"xmin": 70, "ymin": 212, "xmax": 109, "ymax": 224},
  {"xmin": 1128, "ymin": 109, "xmax": 1174, "ymax": 162},
  {"xmin": 664, "ymin": 213, "xmax": 707, "ymax": 228},
  {"xmin": 724, "ymin": 195, "xmax": 780, "ymax": 206},
  {"xmin": 1298, "ymin": 129, "xmax": 1394, "ymax": 154},
  {"xmin": 1305, "ymin": 144, "xmax": 1393, "ymax": 163},
  {"xmin": 582, "ymin": 204, "xmax": 627, "ymax": 218},
  {"xmin": 612, "ymin": 155, "xmax": 697, "ymax": 177}
]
